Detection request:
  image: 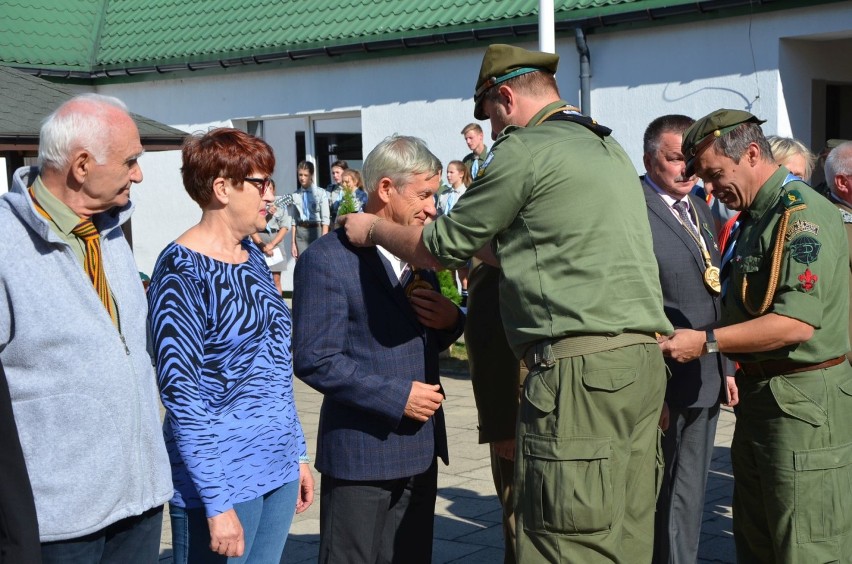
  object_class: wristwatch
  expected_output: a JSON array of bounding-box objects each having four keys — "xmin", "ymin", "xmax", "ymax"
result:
[{"xmin": 705, "ymin": 329, "xmax": 719, "ymax": 354}]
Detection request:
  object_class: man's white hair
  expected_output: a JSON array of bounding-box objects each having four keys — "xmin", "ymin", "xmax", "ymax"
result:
[
  {"xmin": 38, "ymin": 93, "xmax": 130, "ymax": 171},
  {"xmin": 825, "ymin": 141, "xmax": 852, "ymax": 194}
]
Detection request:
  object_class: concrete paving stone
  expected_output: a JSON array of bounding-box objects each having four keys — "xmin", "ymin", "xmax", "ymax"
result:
[
  {"xmin": 454, "ymin": 521, "xmax": 505, "ymax": 548},
  {"xmin": 456, "ymin": 464, "xmax": 501, "ymax": 482},
  {"xmin": 437, "ymin": 473, "xmax": 481, "ymax": 490},
  {"xmin": 445, "ymin": 546, "xmax": 506, "ymax": 563},
  {"xmin": 433, "ymin": 515, "xmax": 495, "ymax": 541},
  {"xmin": 435, "ymin": 494, "xmax": 501, "ymax": 521},
  {"xmin": 431, "ymin": 538, "xmax": 493, "ymax": 563},
  {"xmin": 281, "ymin": 537, "xmax": 320, "ymax": 562}
]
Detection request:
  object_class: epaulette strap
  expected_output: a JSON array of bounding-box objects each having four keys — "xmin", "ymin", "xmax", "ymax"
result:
[
  {"xmin": 782, "ymin": 189, "xmax": 805, "ymax": 209},
  {"xmin": 542, "ymin": 110, "xmax": 612, "ymax": 138},
  {"xmin": 840, "ymin": 208, "xmax": 852, "ymax": 224}
]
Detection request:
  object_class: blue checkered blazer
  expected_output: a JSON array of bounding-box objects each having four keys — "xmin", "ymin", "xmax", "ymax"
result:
[{"xmin": 292, "ymin": 228, "xmax": 461, "ymax": 481}]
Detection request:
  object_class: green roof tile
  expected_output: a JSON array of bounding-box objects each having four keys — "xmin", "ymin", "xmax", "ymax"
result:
[{"xmin": 0, "ymin": 0, "xmax": 820, "ymax": 75}]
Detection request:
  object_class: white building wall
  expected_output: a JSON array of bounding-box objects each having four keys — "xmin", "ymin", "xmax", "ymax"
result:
[{"xmin": 96, "ymin": 1, "xmax": 852, "ymax": 285}]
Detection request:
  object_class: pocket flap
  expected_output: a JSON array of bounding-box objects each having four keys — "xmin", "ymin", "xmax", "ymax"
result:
[
  {"xmin": 769, "ymin": 375, "xmax": 827, "ymax": 427},
  {"xmin": 524, "ymin": 369, "xmax": 557, "ymax": 414},
  {"xmin": 524, "ymin": 434, "xmax": 611, "ymax": 461},
  {"xmin": 583, "ymin": 368, "xmax": 637, "ymax": 392},
  {"xmin": 795, "ymin": 441, "xmax": 852, "ymax": 472}
]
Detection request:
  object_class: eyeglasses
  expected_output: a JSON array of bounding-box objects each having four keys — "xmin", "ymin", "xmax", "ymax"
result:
[{"xmin": 243, "ymin": 177, "xmax": 275, "ymax": 197}]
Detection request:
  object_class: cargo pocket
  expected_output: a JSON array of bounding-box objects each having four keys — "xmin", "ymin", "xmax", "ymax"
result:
[
  {"xmin": 769, "ymin": 374, "xmax": 827, "ymax": 427},
  {"xmin": 522, "ymin": 434, "xmax": 612, "ymax": 535},
  {"xmin": 794, "ymin": 441, "xmax": 852, "ymax": 543}
]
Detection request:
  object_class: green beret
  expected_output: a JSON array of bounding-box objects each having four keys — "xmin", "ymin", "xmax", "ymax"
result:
[
  {"xmin": 681, "ymin": 109, "xmax": 766, "ymax": 176},
  {"xmin": 826, "ymin": 139, "xmax": 849, "ymax": 150},
  {"xmin": 473, "ymin": 44, "xmax": 559, "ymax": 120}
]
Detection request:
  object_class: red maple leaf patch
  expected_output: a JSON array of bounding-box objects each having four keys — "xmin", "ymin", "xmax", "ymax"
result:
[{"xmin": 798, "ymin": 268, "xmax": 818, "ymax": 291}]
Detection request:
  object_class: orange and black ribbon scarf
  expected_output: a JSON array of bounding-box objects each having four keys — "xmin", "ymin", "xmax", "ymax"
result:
[{"xmin": 29, "ymin": 186, "xmax": 115, "ymax": 321}]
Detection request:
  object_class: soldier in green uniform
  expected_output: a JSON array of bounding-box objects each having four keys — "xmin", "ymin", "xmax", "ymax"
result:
[
  {"xmin": 661, "ymin": 109, "xmax": 852, "ymax": 563},
  {"xmin": 341, "ymin": 44, "xmax": 672, "ymax": 563}
]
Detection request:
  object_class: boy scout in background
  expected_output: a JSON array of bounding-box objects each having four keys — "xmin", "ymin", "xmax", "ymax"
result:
[
  {"xmin": 661, "ymin": 109, "xmax": 852, "ymax": 563},
  {"xmin": 341, "ymin": 44, "xmax": 672, "ymax": 563}
]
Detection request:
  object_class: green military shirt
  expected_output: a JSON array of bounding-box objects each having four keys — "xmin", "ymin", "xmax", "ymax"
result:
[
  {"xmin": 723, "ymin": 166, "xmax": 850, "ymax": 363},
  {"xmin": 423, "ymin": 100, "xmax": 672, "ymax": 358},
  {"xmin": 463, "ymin": 146, "xmax": 488, "ymax": 177},
  {"xmin": 833, "ymin": 196, "xmax": 852, "ymax": 362}
]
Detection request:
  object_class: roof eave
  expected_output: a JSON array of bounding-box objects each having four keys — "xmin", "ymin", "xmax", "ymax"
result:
[{"xmin": 8, "ymin": 0, "xmax": 828, "ymax": 80}]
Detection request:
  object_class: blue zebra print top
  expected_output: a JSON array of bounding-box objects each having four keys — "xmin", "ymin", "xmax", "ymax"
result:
[{"xmin": 148, "ymin": 240, "xmax": 306, "ymax": 517}]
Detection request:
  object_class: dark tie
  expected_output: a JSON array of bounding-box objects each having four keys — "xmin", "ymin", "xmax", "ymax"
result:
[
  {"xmin": 72, "ymin": 219, "xmax": 114, "ymax": 320},
  {"xmin": 673, "ymin": 200, "xmax": 701, "ymax": 241}
]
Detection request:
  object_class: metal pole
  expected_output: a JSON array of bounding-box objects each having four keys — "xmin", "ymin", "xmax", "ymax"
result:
[{"xmin": 539, "ymin": 0, "xmax": 555, "ymax": 53}]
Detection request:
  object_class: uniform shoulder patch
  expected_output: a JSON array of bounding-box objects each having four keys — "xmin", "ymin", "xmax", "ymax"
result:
[
  {"xmin": 789, "ymin": 234, "xmax": 821, "ymax": 265},
  {"xmin": 785, "ymin": 219, "xmax": 820, "ymax": 240},
  {"xmin": 782, "ymin": 189, "xmax": 805, "ymax": 209}
]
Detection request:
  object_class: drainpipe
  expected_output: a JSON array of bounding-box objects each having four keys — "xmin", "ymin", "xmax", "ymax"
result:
[{"xmin": 575, "ymin": 27, "xmax": 591, "ymax": 116}]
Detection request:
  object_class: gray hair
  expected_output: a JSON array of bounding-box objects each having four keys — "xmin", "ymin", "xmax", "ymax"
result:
[
  {"xmin": 362, "ymin": 135, "xmax": 441, "ymax": 194},
  {"xmin": 643, "ymin": 114, "xmax": 694, "ymax": 156},
  {"xmin": 825, "ymin": 141, "xmax": 852, "ymax": 191},
  {"xmin": 38, "ymin": 93, "xmax": 130, "ymax": 171},
  {"xmin": 712, "ymin": 122, "xmax": 773, "ymax": 165}
]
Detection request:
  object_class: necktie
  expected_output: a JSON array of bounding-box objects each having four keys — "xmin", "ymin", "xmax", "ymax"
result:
[
  {"xmin": 673, "ymin": 200, "xmax": 701, "ymax": 241},
  {"xmin": 302, "ymin": 190, "xmax": 310, "ymax": 220},
  {"xmin": 471, "ymin": 159, "xmax": 480, "ymax": 179},
  {"xmin": 71, "ymin": 218, "xmax": 114, "ymax": 319},
  {"xmin": 446, "ymin": 190, "xmax": 457, "ymax": 214}
]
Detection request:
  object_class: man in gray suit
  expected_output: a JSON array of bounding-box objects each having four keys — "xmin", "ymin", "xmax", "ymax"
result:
[{"xmin": 641, "ymin": 114, "xmax": 739, "ymax": 563}]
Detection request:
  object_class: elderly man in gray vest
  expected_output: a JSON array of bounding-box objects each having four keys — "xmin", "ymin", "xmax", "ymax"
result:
[{"xmin": 0, "ymin": 93, "xmax": 171, "ymax": 563}]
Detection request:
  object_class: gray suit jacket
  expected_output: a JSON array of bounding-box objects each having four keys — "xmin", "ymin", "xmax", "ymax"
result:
[{"xmin": 643, "ymin": 178, "xmax": 730, "ymax": 408}]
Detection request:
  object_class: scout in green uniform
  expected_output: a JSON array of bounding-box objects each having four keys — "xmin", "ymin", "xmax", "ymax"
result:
[
  {"xmin": 661, "ymin": 109, "xmax": 852, "ymax": 563},
  {"xmin": 340, "ymin": 44, "xmax": 672, "ymax": 563}
]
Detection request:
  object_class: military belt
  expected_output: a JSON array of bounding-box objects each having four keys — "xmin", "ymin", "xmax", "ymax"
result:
[
  {"xmin": 297, "ymin": 221, "xmax": 321, "ymax": 228},
  {"xmin": 523, "ymin": 332, "xmax": 657, "ymax": 370},
  {"xmin": 738, "ymin": 355, "xmax": 848, "ymax": 378}
]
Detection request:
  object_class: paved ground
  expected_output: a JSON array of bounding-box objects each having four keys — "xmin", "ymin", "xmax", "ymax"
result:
[{"xmin": 159, "ymin": 358, "xmax": 737, "ymax": 563}]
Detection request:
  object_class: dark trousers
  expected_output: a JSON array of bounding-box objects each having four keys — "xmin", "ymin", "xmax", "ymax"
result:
[
  {"xmin": 653, "ymin": 405, "xmax": 719, "ymax": 564},
  {"xmin": 0, "ymin": 363, "xmax": 41, "ymax": 564},
  {"xmin": 41, "ymin": 506, "xmax": 163, "ymax": 564},
  {"xmin": 318, "ymin": 461, "xmax": 438, "ymax": 564},
  {"xmin": 490, "ymin": 448, "xmax": 516, "ymax": 564}
]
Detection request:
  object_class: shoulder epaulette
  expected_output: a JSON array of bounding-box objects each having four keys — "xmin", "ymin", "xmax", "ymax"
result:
[
  {"xmin": 840, "ymin": 207, "xmax": 852, "ymax": 224},
  {"xmin": 782, "ymin": 189, "xmax": 806, "ymax": 210}
]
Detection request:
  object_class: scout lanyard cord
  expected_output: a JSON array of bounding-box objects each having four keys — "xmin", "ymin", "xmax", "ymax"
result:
[{"xmin": 739, "ymin": 173, "xmax": 805, "ymax": 316}]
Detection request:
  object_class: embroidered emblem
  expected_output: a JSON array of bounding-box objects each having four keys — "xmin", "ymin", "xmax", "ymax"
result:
[
  {"xmin": 840, "ymin": 208, "xmax": 852, "ymax": 224},
  {"xmin": 783, "ymin": 190, "xmax": 804, "ymax": 208},
  {"xmin": 789, "ymin": 235, "xmax": 821, "ymax": 265},
  {"xmin": 478, "ymin": 152, "xmax": 495, "ymax": 177},
  {"xmin": 798, "ymin": 268, "xmax": 818, "ymax": 291},
  {"xmin": 785, "ymin": 219, "xmax": 820, "ymax": 240}
]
